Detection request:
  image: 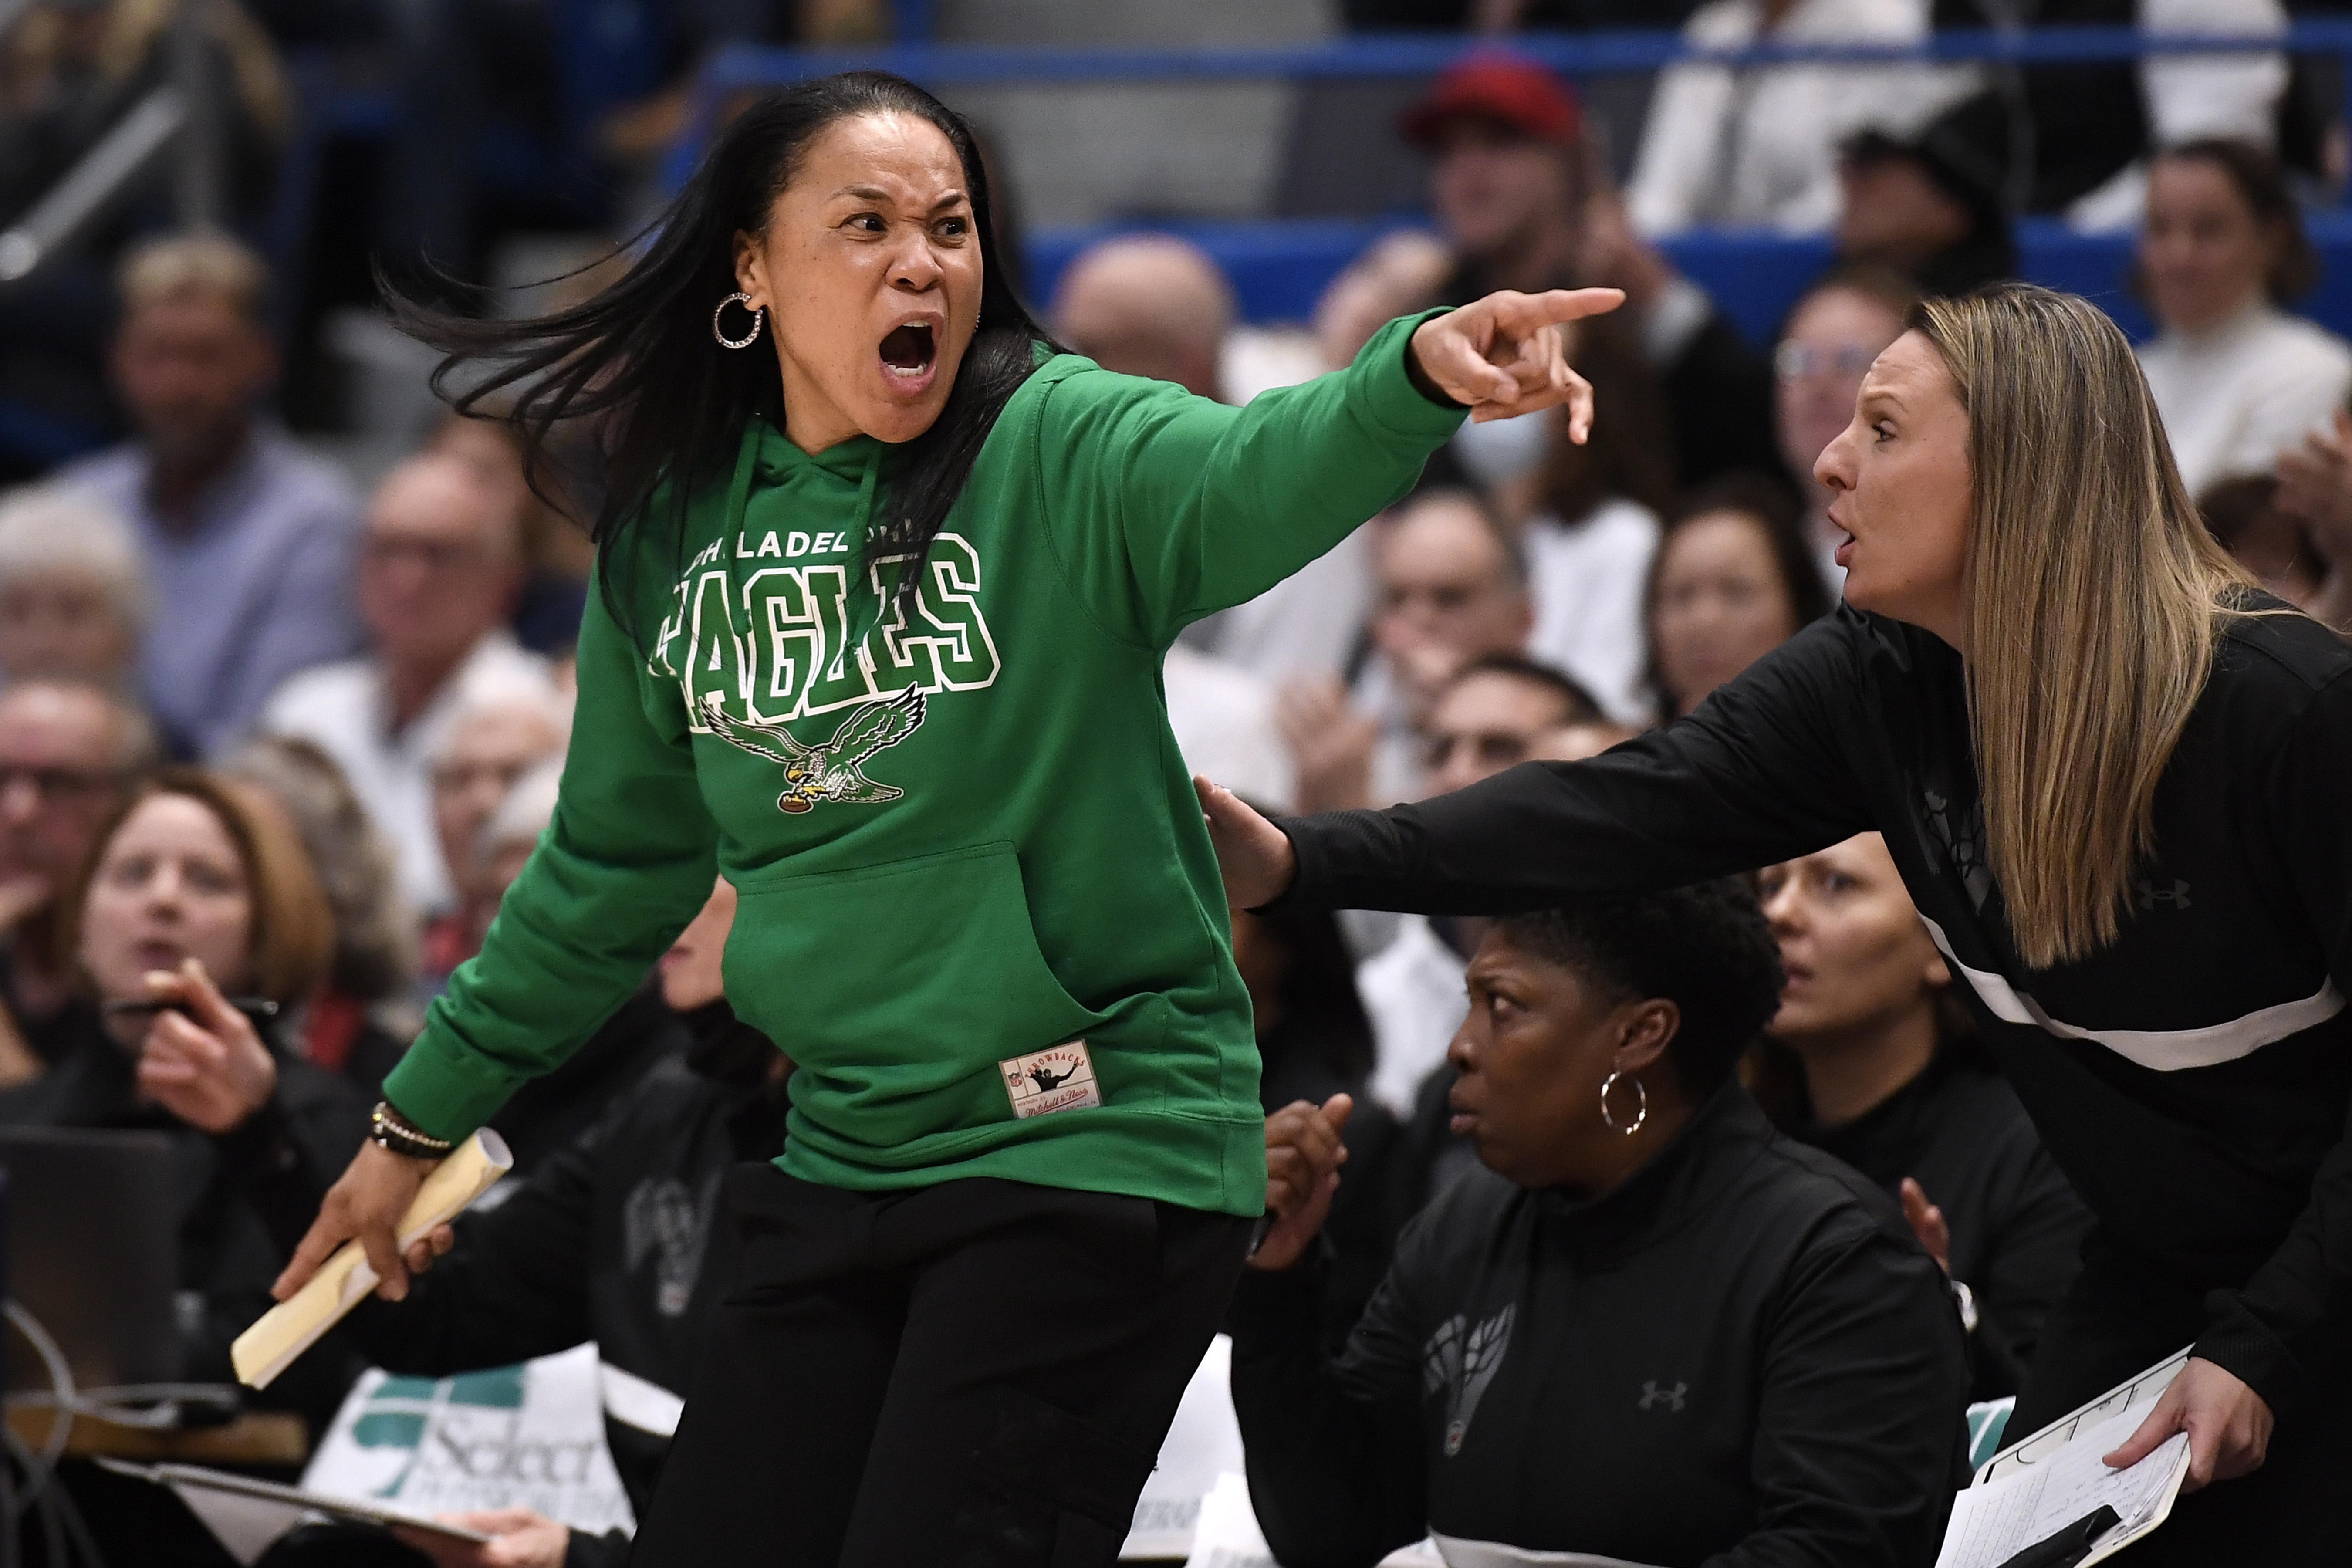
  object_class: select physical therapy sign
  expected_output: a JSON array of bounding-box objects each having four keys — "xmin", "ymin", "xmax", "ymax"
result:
[{"xmin": 304, "ymin": 1342, "xmax": 636, "ymax": 1537}]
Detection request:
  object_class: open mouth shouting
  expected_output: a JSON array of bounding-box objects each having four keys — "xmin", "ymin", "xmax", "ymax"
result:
[
  {"xmin": 879, "ymin": 317, "xmax": 940, "ymax": 396},
  {"xmin": 1825, "ymin": 500, "xmax": 1857, "ymax": 568}
]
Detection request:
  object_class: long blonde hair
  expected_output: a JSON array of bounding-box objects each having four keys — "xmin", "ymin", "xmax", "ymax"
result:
[{"xmin": 1912, "ymin": 285, "xmax": 2253, "ymax": 970}]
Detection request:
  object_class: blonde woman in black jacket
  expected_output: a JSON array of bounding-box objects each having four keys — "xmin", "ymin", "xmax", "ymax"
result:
[{"xmin": 1205, "ymin": 283, "xmax": 2352, "ymax": 1564}]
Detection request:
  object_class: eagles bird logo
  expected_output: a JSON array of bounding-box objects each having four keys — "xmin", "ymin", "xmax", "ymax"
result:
[{"xmin": 699, "ymin": 688, "xmax": 926, "ymax": 814}]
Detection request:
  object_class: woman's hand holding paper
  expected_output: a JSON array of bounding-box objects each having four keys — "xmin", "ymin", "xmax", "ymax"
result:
[{"xmin": 2103, "ymin": 1357, "xmax": 2273, "ymax": 1491}]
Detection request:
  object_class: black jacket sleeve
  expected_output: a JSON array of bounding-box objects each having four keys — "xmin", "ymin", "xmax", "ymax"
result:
[
  {"xmin": 338, "ymin": 1121, "xmax": 603, "ymax": 1376},
  {"xmin": 1965, "ymin": 1132, "xmax": 2090, "ymax": 1402},
  {"xmin": 1712, "ymin": 1218, "xmax": 1971, "ymax": 1568},
  {"xmin": 2197, "ymin": 666, "xmax": 2352, "ymax": 1415},
  {"xmin": 186, "ymin": 1059, "xmax": 372, "ymax": 1426},
  {"xmin": 1227, "ymin": 1253, "xmax": 1429, "ymax": 1568},
  {"xmin": 1280, "ymin": 615, "xmax": 1877, "ymax": 915},
  {"xmin": 216, "ymin": 1060, "xmax": 369, "ymax": 1258},
  {"xmin": 564, "ymin": 1528, "xmax": 630, "ymax": 1568}
]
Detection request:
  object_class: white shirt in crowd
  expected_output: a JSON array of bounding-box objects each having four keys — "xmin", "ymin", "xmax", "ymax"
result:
[
  {"xmin": 1163, "ymin": 644, "xmax": 1294, "ymax": 811},
  {"xmin": 2137, "ymin": 300, "xmax": 2352, "ymax": 501},
  {"xmin": 261, "ymin": 631, "xmax": 559, "ymax": 915},
  {"xmin": 1347, "ymin": 655, "xmax": 1428, "ymax": 811},
  {"xmin": 2068, "ymin": 0, "xmax": 2290, "ymax": 229},
  {"xmin": 1628, "ymin": 0, "xmax": 1969, "ymax": 237},
  {"xmin": 1185, "ymin": 524, "xmax": 1376, "ymax": 688},
  {"xmin": 1524, "ymin": 498, "xmax": 1660, "ymax": 727},
  {"xmin": 1358, "ymin": 915, "xmax": 1475, "ymax": 1120}
]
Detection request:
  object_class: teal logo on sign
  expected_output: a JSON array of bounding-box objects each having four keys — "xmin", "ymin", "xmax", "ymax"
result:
[{"xmin": 349, "ymin": 1366, "xmax": 527, "ymax": 1496}]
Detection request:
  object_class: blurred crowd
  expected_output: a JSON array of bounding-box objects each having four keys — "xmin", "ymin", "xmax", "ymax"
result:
[{"xmin": 7, "ymin": 7, "xmax": 2352, "ymax": 1566}]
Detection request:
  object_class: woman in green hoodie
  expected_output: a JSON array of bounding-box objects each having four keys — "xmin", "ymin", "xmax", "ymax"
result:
[{"xmin": 272, "ymin": 71, "xmax": 1617, "ymax": 1564}]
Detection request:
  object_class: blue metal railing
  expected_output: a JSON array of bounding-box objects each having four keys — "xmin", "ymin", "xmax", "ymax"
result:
[{"xmin": 649, "ymin": 20, "xmax": 2352, "ymax": 346}]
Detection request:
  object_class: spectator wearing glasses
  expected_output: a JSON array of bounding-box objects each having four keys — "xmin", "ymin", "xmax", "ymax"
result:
[
  {"xmin": 1774, "ymin": 268, "xmax": 1917, "ymax": 590},
  {"xmin": 1358, "ymin": 656, "xmax": 1602, "ymax": 1123},
  {"xmin": 0, "ymin": 679, "xmax": 157, "ymax": 1081},
  {"xmin": 0, "ymin": 484, "xmax": 150, "ymax": 691},
  {"xmin": 260, "ymin": 453, "xmax": 560, "ymax": 918},
  {"xmin": 59, "ymin": 234, "xmax": 363, "ymax": 757}
]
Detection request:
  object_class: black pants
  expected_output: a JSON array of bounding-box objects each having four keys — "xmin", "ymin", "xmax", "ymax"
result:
[
  {"xmin": 2014, "ymin": 1238, "xmax": 2352, "ymax": 1565},
  {"xmin": 631, "ymin": 1167, "xmax": 1252, "ymax": 1567}
]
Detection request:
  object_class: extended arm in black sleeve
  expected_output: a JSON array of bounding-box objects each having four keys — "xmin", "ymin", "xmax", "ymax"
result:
[
  {"xmin": 1282, "ymin": 616, "xmax": 1877, "ymax": 915},
  {"xmin": 1227, "ymin": 1257, "xmax": 1429, "ymax": 1568},
  {"xmin": 2197, "ymin": 668, "xmax": 2352, "ymax": 1416}
]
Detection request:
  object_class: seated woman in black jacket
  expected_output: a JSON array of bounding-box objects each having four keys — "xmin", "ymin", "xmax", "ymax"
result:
[
  {"xmin": 1233, "ymin": 880, "xmax": 1970, "ymax": 1568},
  {"xmin": 1760, "ymin": 831, "xmax": 2089, "ymax": 1405},
  {"xmin": 257, "ymin": 879, "xmax": 788, "ymax": 1568},
  {"xmin": 0, "ymin": 767, "xmax": 369, "ymax": 1435}
]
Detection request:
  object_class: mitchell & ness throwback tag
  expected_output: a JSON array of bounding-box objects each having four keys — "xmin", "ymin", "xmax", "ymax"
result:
[{"xmin": 1000, "ymin": 1042, "xmax": 1102, "ymax": 1119}]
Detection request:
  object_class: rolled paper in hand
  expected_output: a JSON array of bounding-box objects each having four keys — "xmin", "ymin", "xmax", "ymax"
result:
[{"xmin": 231, "ymin": 1129, "xmax": 512, "ymax": 1389}]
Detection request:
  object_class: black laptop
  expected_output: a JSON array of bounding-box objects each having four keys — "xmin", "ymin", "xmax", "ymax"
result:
[{"xmin": 0, "ymin": 1126, "xmax": 179, "ymax": 1394}]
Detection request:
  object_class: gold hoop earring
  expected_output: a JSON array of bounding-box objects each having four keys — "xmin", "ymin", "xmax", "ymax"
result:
[
  {"xmin": 713, "ymin": 292, "xmax": 765, "ymax": 350},
  {"xmin": 1599, "ymin": 1070, "xmax": 1647, "ymax": 1136}
]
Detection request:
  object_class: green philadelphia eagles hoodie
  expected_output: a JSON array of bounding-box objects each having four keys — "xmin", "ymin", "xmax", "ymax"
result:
[{"xmin": 382, "ymin": 312, "xmax": 1465, "ymax": 1218}]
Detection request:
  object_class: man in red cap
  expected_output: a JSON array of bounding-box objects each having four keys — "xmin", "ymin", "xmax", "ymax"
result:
[{"xmin": 1401, "ymin": 53, "xmax": 1787, "ymax": 497}]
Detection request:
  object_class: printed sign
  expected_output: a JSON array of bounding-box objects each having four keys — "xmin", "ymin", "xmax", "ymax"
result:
[
  {"xmin": 302, "ymin": 1342, "xmax": 635, "ymax": 1537},
  {"xmin": 1000, "ymin": 1041, "xmax": 1102, "ymax": 1119}
]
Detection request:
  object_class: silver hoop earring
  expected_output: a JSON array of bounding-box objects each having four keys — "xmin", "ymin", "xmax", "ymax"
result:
[
  {"xmin": 1599, "ymin": 1070, "xmax": 1647, "ymax": 1136},
  {"xmin": 713, "ymin": 291, "xmax": 764, "ymax": 350}
]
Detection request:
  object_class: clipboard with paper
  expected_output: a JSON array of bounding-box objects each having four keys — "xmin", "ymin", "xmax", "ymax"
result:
[
  {"xmin": 1932, "ymin": 1348, "xmax": 2194, "ymax": 1568},
  {"xmin": 94, "ymin": 1460, "xmax": 490, "ymax": 1565}
]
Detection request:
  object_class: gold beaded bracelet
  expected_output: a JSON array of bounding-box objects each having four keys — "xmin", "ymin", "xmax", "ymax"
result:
[{"xmin": 370, "ymin": 1099, "xmax": 455, "ymax": 1160}]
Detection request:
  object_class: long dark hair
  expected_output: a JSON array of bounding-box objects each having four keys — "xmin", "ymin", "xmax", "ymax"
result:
[
  {"xmin": 392, "ymin": 72, "xmax": 1055, "ymax": 634},
  {"xmin": 1643, "ymin": 470, "xmax": 1833, "ymax": 724},
  {"xmin": 1531, "ymin": 308, "xmax": 1677, "ymax": 526}
]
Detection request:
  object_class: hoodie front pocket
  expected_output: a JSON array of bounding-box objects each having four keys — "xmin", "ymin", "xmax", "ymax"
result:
[{"xmin": 724, "ymin": 842, "xmax": 1105, "ymax": 1142}]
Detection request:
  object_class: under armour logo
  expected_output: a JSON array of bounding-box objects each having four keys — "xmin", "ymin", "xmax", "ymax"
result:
[
  {"xmin": 2136, "ymin": 879, "xmax": 2191, "ymax": 910},
  {"xmin": 1637, "ymin": 1380, "xmax": 1687, "ymax": 1413}
]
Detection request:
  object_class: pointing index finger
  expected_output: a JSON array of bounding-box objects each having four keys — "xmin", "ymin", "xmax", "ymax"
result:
[{"xmin": 1502, "ymin": 287, "xmax": 1625, "ymax": 331}]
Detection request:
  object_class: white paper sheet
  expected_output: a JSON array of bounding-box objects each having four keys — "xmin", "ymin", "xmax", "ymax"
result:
[
  {"xmin": 1183, "ymin": 1472, "xmax": 1276, "ymax": 1568},
  {"xmin": 1123, "ymin": 1335, "xmax": 1248, "ymax": 1560},
  {"xmin": 1934, "ymin": 1408, "xmax": 2190, "ymax": 1568}
]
